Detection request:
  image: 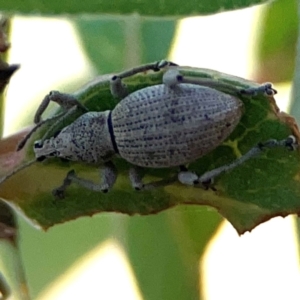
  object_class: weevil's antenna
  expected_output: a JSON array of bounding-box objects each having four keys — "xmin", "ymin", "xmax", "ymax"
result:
[
  {"xmin": 0, "ymin": 159, "xmax": 37, "ymax": 184},
  {"xmin": 39, "ymin": 106, "xmax": 79, "ymax": 145},
  {"xmin": 18, "ymin": 103, "xmax": 83, "ymax": 152},
  {"xmin": 17, "ymin": 111, "xmax": 66, "ymax": 151},
  {"xmin": 17, "ymin": 120, "xmax": 51, "ymax": 151}
]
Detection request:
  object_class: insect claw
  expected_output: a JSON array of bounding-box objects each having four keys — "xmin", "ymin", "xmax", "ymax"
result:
[
  {"xmin": 52, "ymin": 188, "xmax": 65, "ymax": 199},
  {"xmin": 263, "ymin": 82, "xmax": 277, "ymax": 96},
  {"xmin": 239, "ymin": 82, "xmax": 277, "ymax": 97},
  {"xmin": 200, "ymin": 178, "xmax": 214, "ymax": 190},
  {"xmin": 285, "ymin": 135, "xmax": 298, "ymax": 151}
]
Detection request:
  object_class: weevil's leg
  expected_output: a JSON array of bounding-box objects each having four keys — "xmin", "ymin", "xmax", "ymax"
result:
[
  {"xmin": 110, "ymin": 76, "xmax": 129, "ymax": 98},
  {"xmin": 18, "ymin": 92, "xmax": 87, "ymax": 151},
  {"xmin": 21, "ymin": 105, "xmax": 79, "ymax": 151},
  {"xmin": 193, "ymin": 135, "xmax": 297, "ymax": 186},
  {"xmin": 39, "ymin": 105, "xmax": 79, "ymax": 145},
  {"xmin": 163, "ymin": 69, "xmax": 241, "ymax": 92},
  {"xmin": 177, "ymin": 165, "xmax": 199, "ymax": 186},
  {"xmin": 33, "ymin": 92, "xmax": 52, "ymax": 124},
  {"xmin": 17, "ymin": 92, "xmax": 89, "ymax": 151},
  {"xmin": 117, "ymin": 60, "xmax": 177, "ymax": 79},
  {"xmin": 129, "ymin": 166, "xmax": 177, "ymax": 190},
  {"xmin": 162, "ymin": 69, "xmax": 277, "ymax": 96},
  {"xmin": 129, "ymin": 166, "xmax": 145, "ymax": 190},
  {"xmin": 239, "ymin": 83, "xmax": 277, "ymax": 97},
  {"xmin": 52, "ymin": 170, "xmax": 74, "ymax": 199},
  {"xmin": 34, "ymin": 91, "xmax": 88, "ymax": 124},
  {"xmin": 110, "ymin": 60, "xmax": 178, "ymax": 98},
  {"xmin": 177, "ymin": 136, "xmax": 297, "ymax": 187},
  {"xmin": 53, "ymin": 162, "xmax": 118, "ymax": 199}
]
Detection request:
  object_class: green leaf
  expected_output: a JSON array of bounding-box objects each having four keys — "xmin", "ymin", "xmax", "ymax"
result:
[
  {"xmin": 73, "ymin": 16, "xmax": 176, "ymax": 72},
  {"xmin": 125, "ymin": 207, "xmax": 221, "ymax": 299},
  {"xmin": 0, "ymin": 66, "xmax": 299, "ymax": 235},
  {"xmin": 0, "ymin": 0, "xmax": 271, "ymax": 16},
  {"xmin": 255, "ymin": 0, "xmax": 297, "ymax": 82}
]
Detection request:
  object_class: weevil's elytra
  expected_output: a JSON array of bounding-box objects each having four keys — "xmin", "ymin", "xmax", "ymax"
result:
[
  {"xmin": 112, "ymin": 83, "xmax": 243, "ymax": 168},
  {"xmin": 14, "ymin": 60, "xmax": 294, "ymax": 197}
]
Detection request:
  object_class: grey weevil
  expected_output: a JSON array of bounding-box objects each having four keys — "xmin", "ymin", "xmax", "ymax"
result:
[{"xmin": 15, "ymin": 61, "xmax": 297, "ymax": 198}]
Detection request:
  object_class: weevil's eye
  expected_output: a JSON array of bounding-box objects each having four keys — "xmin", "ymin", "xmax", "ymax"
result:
[{"xmin": 34, "ymin": 141, "xmax": 43, "ymax": 149}]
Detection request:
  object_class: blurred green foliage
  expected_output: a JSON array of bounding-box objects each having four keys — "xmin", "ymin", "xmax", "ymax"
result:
[
  {"xmin": 255, "ymin": 0, "xmax": 297, "ymax": 82},
  {"xmin": 0, "ymin": 0, "xmax": 270, "ymax": 16}
]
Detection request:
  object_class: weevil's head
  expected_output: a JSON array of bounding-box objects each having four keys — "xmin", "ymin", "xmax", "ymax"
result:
[
  {"xmin": 33, "ymin": 135, "xmax": 60, "ymax": 161},
  {"xmin": 33, "ymin": 126, "xmax": 78, "ymax": 161},
  {"xmin": 33, "ymin": 128, "xmax": 80, "ymax": 162},
  {"xmin": 34, "ymin": 111, "xmax": 116, "ymax": 164}
]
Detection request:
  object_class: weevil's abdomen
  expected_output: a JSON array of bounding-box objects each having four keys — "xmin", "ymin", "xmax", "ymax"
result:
[{"xmin": 111, "ymin": 84, "xmax": 243, "ymax": 168}]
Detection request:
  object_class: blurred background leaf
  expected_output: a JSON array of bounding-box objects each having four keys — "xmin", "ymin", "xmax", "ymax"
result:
[
  {"xmin": 0, "ymin": 0, "xmax": 272, "ymax": 16},
  {"xmin": 0, "ymin": 16, "xmax": 29, "ymax": 300},
  {"xmin": 73, "ymin": 16, "xmax": 176, "ymax": 71},
  {"xmin": 255, "ymin": 0, "xmax": 297, "ymax": 83}
]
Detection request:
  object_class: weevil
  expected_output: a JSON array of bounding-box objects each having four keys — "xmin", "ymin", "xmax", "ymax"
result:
[{"xmin": 14, "ymin": 60, "xmax": 297, "ymax": 198}]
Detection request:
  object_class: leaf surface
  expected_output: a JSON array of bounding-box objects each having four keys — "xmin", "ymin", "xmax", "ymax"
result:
[{"xmin": 0, "ymin": 66, "xmax": 299, "ymax": 234}]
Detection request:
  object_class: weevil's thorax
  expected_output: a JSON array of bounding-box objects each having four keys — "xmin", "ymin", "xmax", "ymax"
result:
[{"xmin": 34, "ymin": 111, "xmax": 116, "ymax": 164}]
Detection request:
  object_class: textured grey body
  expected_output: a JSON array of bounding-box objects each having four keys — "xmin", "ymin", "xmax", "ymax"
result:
[
  {"xmin": 25, "ymin": 62, "xmax": 285, "ymax": 196},
  {"xmin": 34, "ymin": 111, "xmax": 115, "ymax": 165},
  {"xmin": 112, "ymin": 83, "xmax": 243, "ymax": 168},
  {"xmin": 35, "ymin": 83, "xmax": 243, "ymax": 169}
]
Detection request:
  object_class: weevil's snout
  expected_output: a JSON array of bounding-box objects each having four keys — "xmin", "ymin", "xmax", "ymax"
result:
[{"xmin": 34, "ymin": 139, "xmax": 57, "ymax": 159}]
